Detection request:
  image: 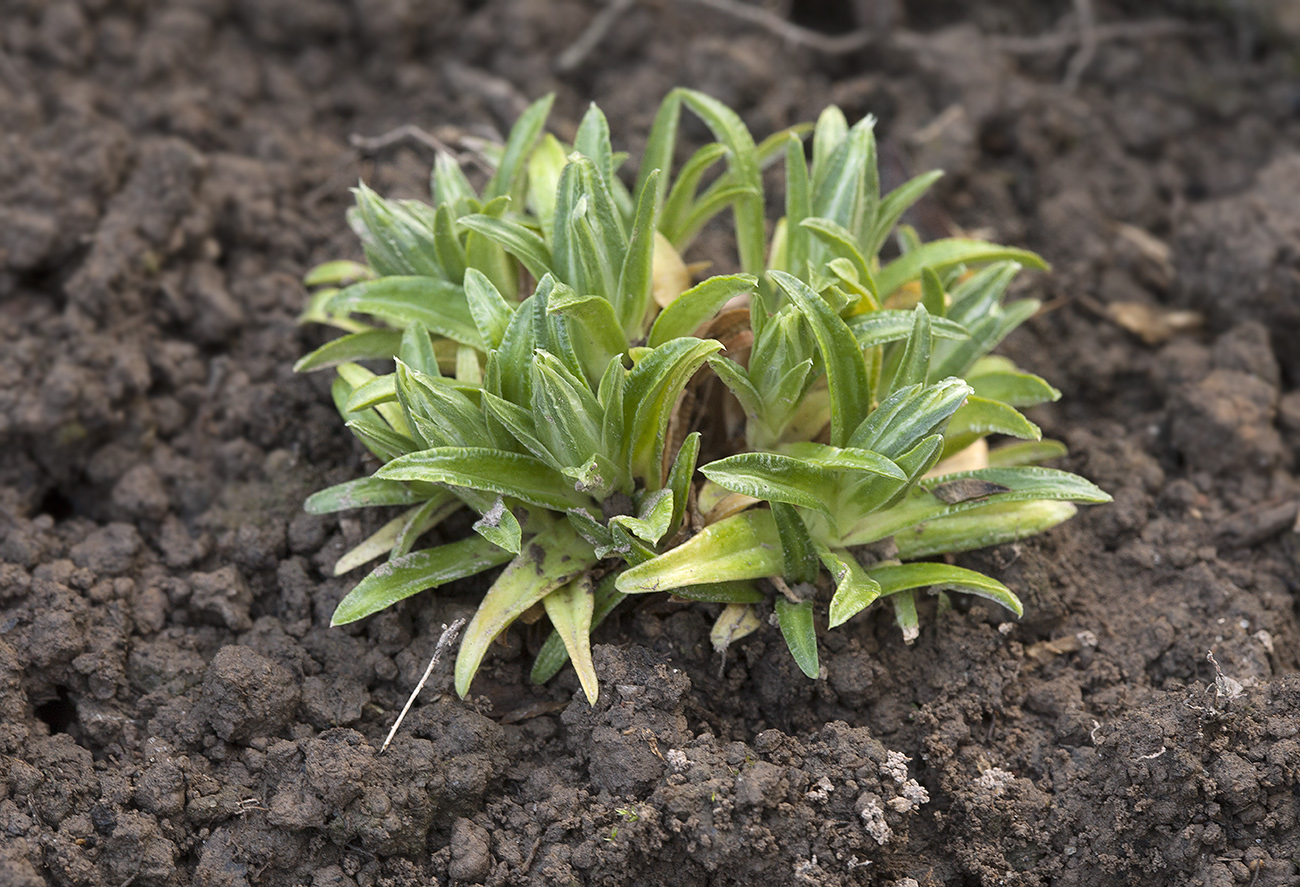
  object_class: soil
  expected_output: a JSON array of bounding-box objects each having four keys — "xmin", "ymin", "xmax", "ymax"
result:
[{"xmin": 3, "ymin": 1, "xmax": 1300, "ymax": 885}]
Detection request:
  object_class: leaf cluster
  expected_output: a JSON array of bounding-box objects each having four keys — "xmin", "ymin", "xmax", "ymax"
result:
[{"xmin": 298, "ymin": 90, "xmax": 1110, "ymax": 699}]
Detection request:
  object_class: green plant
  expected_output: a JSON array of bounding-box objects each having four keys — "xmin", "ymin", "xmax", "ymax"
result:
[{"xmin": 298, "ymin": 90, "xmax": 1109, "ymax": 701}]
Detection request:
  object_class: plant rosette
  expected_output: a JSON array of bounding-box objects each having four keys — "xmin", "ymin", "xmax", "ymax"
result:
[{"xmin": 298, "ymin": 90, "xmax": 1110, "ymax": 699}]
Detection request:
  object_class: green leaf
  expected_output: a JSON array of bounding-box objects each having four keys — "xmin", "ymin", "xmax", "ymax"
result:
[
  {"xmin": 395, "ymin": 361, "xmax": 493, "ymax": 449},
  {"xmin": 624, "ymin": 337, "xmax": 723, "ymax": 488},
  {"xmin": 573, "ymin": 103, "xmax": 615, "ymax": 187},
  {"xmin": 617, "ymin": 509, "xmax": 782, "ymax": 592},
  {"xmin": 531, "ymin": 350, "xmax": 604, "ymax": 470},
  {"xmin": 848, "ymin": 377, "xmax": 972, "ymax": 458},
  {"xmin": 775, "ymin": 598, "xmax": 819, "ymax": 678},
  {"xmin": 885, "ymin": 304, "xmax": 933, "ymax": 395},
  {"xmin": 472, "ymin": 496, "xmax": 523, "ymax": 554},
  {"xmin": 771, "ymin": 502, "xmax": 819, "ymax": 583},
  {"xmin": 610, "ymin": 489, "xmax": 674, "ymax": 546},
  {"xmin": 843, "ymin": 466, "xmax": 1111, "ymax": 546},
  {"xmin": 707, "ymin": 356, "xmax": 764, "ymax": 424},
  {"xmin": 464, "ymin": 268, "xmax": 515, "ymax": 351},
  {"xmin": 331, "ymin": 535, "xmax": 514, "ymax": 625},
  {"xmin": 941, "ymin": 396, "xmax": 1041, "ymax": 458},
  {"xmin": 304, "ymin": 260, "xmax": 375, "ymax": 288},
  {"xmin": 304, "ymin": 477, "xmax": 426, "ymax": 514},
  {"xmin": 553, "ymin": 155, "xmax": 626, "ymax": 304},
  {"xmin": 847, "ymin": 310, "xmax": 967, "ymax": 350},
  {"xmin": 399, "ymin": 322, "xmax": 440, "ymax": 377},
  {"xmin": 616, "ymin": 169, "xmax": 661, "ymax": 337},
  {"xmin": 484, "ymin": 93, "xmax": 555, "ymax": 202},
  {"xmin": 542, "ymin": 574, "xmax": 599, "ymax": 704},
  {"xmin": 546, "ymin": 289, "xmax": 628, "ymax": 384},
  {"xmin": 665, "ymin": 432, "xmax": 700, "ymax": 541},
  {"xmin": 676, "ymin": 89, "xmax": 765, "ymax": 278},
  {"xmin": 294, "ymin": 330, "xmax": 403, "ymax": 372},
  {"xmin": 894, "ymin": 499, "xmax": 1079, "ymax": 560},
  {"xmin": 890, "ymin": 590, "xmax": 919, "ymax": 644},
  {"xmin": 527, "ymin": 134, "xmax": 568, "ymax": 243},
  {"xmin": 480, "ymin": 391, "xmax": 561, "ymax": 471},
  {"xmin": 771, "ymin": 270, "xmax": 871, "ymax": 447},
  {"xmin": 532, "ymin": 571, "xmax": 624, "ymax": 685},
  {"xmin": 809, "ymin": 106, "xmax": 849, "ymax": 205},
  {"xmin": 345, "ymin": 373, "xmax": 398, "ymax": 412},
  {"xmin": 433, "ymin": 152, "xmax": 477, "ymax": 209},
  {"xmin": 671, "ymin": 582, "xmax": 766, "ymax": 604},
  {"xmin": 376, "ymin": 447, "xmax": 591, "ymax": 512},
  {"xmin": 344, "ymin": 418, "xmax": 418, "ymax": 462},
  {"xmin": 648, "ymin": 274, "xmax": 756, "ymax": 348},
  {"xmin": 800, "ymin": 218, "xmax": 876, "ymax": 296},
  {"xmin": 433, "ymin": 204, "xmax": 468, "ymax": 283},
  {"xmin": 637, "ymin": 91, "xmax": 683, "ymax": 216},
  {"xmin": 780, "ymin": 134, "xmax": 812, "ymax": 276},
  {"xmin": 876, "ymin": 240, "xmax": 1047, "ymax": 300},
  {"xmin": 966, "ymin": 357, "xmax": 1061, "ymax": 407},
  {"xmin": 987, "ymin": 439, "xmax": 1069, "ymax": 468},
  {"xmin": 819, "ymin": 546, "xmax": 882, "ymax": 628},
  {"xmin": 393, "ymin": 493, "xmax": 461, "ymax": 558},
  {"xmin": 350, "ymin": 184, "xmax": 445, "ymax": 278},
  {"xmin": 465, "ymin": 196, "xmax": 518, "ymax": 301},
  {"xmin": 702, "ymin": 448, "xmax": 904, "ymax": 522},
  {"xmin": 865, "ymin": 170, "xmax": 944, "ymax": 258},
  {"xmin": 867, "ymin": 561, "xmax": 1022, "ymax": 617},
  {"xmin": 326, "ymin": 277, "xmax": 483, "ymax": 349},
  {"xmin": 455, "ymin": 519, "xmax": 597, "ymax": 697},
  {"xmin": 459, "ymin": 213, "xmax": 554, "ymax": 280},
  {"xmin": 920, "ymin": 266, "xmax": 946, "ymax": 317},
  {"xmin": 660, "ymin": 142, "xmax": 728, "ymax": 245},
  {"xmin": 672, "ymin": 183, "xmax": 762, "ymax": 254}
]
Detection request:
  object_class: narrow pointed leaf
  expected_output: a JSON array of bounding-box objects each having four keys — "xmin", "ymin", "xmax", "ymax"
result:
[
  {"xmin": 400, "ymin": 322, "xmax": 440, "ymax": 377},
  {"xmin": 542, "ymin": 575, "xmax": 599, "ymax": 704},
  {"xmin": 376, "ymin": 447, "xmax": 590, "ymax": 511},
  {"xmin": 459, "ymin": 214, "xmax": 554, "ymax": 279},
  {"xmin": 772, "ymin": 270, "xmax": 870, "ymax": 447},
  {"xmin": 771, "ymin": 502, "xmax": 819, "ymax": 583},
  {"xmin": 868, "ymin": 562, "xmax": 1022, "ymax": 617},
  {"xmin": 876, "ymin": 240, "xmax": 1047, "ymax": 300},
  {"xmin": 472, "ymin": 496, "xmax": 523, "ymax": 554},
  {"xmin": 665, "ymin": 432, "xmax": 700, "ymax": 540},
  {"xmin": 295, "ymin": 330, "xmax": 403, "ymax": 372},
  {"xmin": 895, "ymin": 499, "xmax": 1078, "ymax": 560},
  {"xmin": 532, "ymin": 571, "xmax": 624, "ymax": 685},
  {"xmin": 847, "ymin": 310, "xmax": 967, "ymax": 349},
  {"xmin": 484, "ymin": 93, "xmax": 555, "ymax": 202},
  {"xmin": 617, "ymin": 509, "xmax": 782, "ymax": 592},
  {"xmin": 801, "ymin": 218, "xmax": 875, "ymax": 293},
  {"xmin": 325, "ymin": 277, "xmax": 483, "ymax": 349},
  {"xmin": 941, "ymin": 396, "xmax": 1041, "ymax": 458},
  {"xmin": 987, "ymin": 439, "xmax": 1069, "ymax": 467},
  {"xmin": 334, "ymin": 511, "xmax": 410, "ymax": 576},
  {"xmin": 616, "ymin": 169, "xmax": 661, "ymax": 337},
  {"xmin": 625, "ymin": 337, "xmax": 724, "ymax": 488},
  {"xmin": 775, "ymin": 598, "xmax": 819, "ymax": 678},
  {"xmin": 304, "ymin": 477, "xmax": 426, "ymax": 514},
  {"xmin": 819, "ymin": 546, "xmax": 882, "ymax": 628},
  {"xmin": 455, "ymin": 520, "xmax": 597, "ymax": 697},
  {"xmin": 866, "ymin": 170, "xmax": 944, "ymax": 257},
  {"xmin": 649, "ymin": 273, "xmax": 755, "ymax": 347},
  {"xmin": 331, "ymin": 535, "xmax": 514, "ymax": 625}
]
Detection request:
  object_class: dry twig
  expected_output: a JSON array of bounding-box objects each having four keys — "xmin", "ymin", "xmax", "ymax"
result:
[
  {"xmin": 379, "ymin": 617, "xmax": 466, "ymax": 754},
  {"xmin": 557, "ymin": 0, "xmax": 639, "ymax": 71}
]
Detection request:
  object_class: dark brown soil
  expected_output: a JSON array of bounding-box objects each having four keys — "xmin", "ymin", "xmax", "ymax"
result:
[{"xmin": 3, "ymin": 2, "xmax": 1300, "ymax": 885}]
